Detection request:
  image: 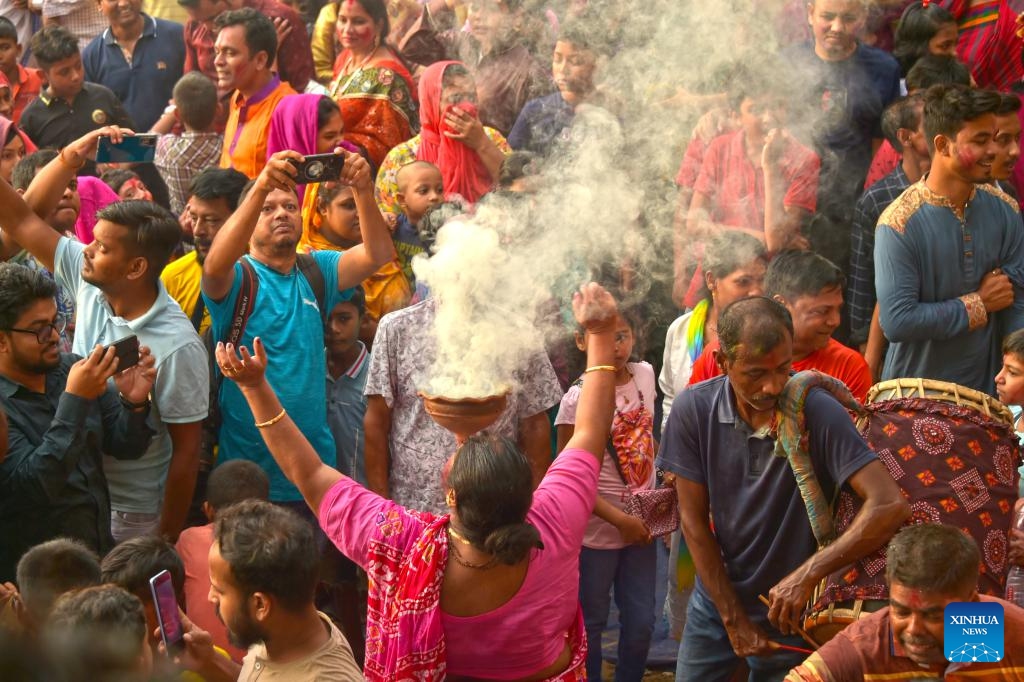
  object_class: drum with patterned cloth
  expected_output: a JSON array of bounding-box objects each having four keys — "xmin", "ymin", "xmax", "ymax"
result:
[{"xmin": 803, "ymin": 378, "xmax": 1022, "ymax": 643}]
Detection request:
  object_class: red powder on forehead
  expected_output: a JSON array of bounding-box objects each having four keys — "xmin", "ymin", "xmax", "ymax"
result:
[{"xmin": 907, "ymin": 590, "xmax": 924, "ymax": 609}]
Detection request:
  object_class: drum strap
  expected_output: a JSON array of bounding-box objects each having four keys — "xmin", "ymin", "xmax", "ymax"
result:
[{"xmin": 771, "ymin": 370, "xmax": 866, "ymax": 548}]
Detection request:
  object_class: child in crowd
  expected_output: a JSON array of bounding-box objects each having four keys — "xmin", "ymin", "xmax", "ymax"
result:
[
  {"xmin": 994, "ymin": 328, "xmax": 1024, "ymax": 498},
  {"xmin": 312, "ymin": 181, "xmax": 411, "ymax": 337},
  {"xmin": 175, "ymin": 460, "xmax": 269, "ymax": 662},
  {"xmin": 0, "ymin": 17, "xmax": 42, "ymax": 124},
  {"xmin": 100, "ymin": 168, "xmax": 154, "ymax": 202},
  {"xmin": 152, "ymin": 72, "xmax": 224, "ymax": 217},
  {"xmin": 393, "ymin": 160, "xmax": 444, "ymax": 285},
  {"xmin": 326, "ymin": 288, "xmax": 370, "ymax": 485},
  {"xmin": 555, "ymin": 311, "xmax": 657, "ymax": 682}
]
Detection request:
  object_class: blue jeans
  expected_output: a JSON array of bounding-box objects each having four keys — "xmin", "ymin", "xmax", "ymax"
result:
[
  {"xmin": 579, "ymin": 543, "xmax": 657, "ymax": 682},
  {"xmin": 676, "ymin": 589, "xmax": 808, "ymax": 682}
]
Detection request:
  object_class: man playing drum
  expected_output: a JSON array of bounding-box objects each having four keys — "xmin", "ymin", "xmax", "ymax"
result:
[
  {"xmin": 785, "ymin": 523, "xmax": 1024, "ymax": 681},
  {"xmin": 875, "ymin": 84, "xmax": 1024, "ymax": 396},
  {"xmin": 659, "ymin": 296, "xmax": 909, "ymax": 682}
]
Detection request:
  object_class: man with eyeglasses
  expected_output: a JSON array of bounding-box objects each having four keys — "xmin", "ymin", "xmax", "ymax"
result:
[
  {"xmin": 161, "ymin": 167, "xmax": 248, "ymax": 336},
  {"xmin": 0, "ymin": 126, "xmax": 210, "ymax": 545},
  {"xmin": 0, "ymin": 263, "xmax": 157, "ymax": 583}
]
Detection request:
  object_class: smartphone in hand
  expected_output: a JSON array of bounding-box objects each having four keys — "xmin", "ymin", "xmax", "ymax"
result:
[
  {"xmin": 106, "ymin": 335, "xmax": 140, "ymax": 372},
  {"xmin": 96, "ymin": 135, "xmax": 159, "ymax": 164},
  {"xmin": 149, "ymin": 569, "xmax": 185, "ymax": 654}
]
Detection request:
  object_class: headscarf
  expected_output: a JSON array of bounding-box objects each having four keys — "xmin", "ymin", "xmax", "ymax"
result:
[
  {"xmin": 266, "ymin": 94, "xmax": 327, "ymax": 205},
  {"xmin": 416, "ymin": 61, "xmax": 493, "ymax": 205},
  {"xmin": 0, "ymin": 115, "xmax": 37, "ymax": 160}
]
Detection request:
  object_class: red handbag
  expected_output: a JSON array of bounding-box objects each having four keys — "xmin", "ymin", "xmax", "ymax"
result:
[{"xmin": 608, "ymin": 438, "xmax": 680, "ymax": 538}]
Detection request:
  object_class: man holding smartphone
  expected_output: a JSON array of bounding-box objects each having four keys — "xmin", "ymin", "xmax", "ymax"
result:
[
  {"xmin": 0, "ymin": 126, "xmax": 210, "ymax": 544},
  {"xmin": 0, "ymin": 263, "xmax": 156, "ymax": 582}
]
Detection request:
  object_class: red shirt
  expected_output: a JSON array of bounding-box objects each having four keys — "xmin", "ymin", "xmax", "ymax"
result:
[
  {"xmin": 693, "ymin": 129, "xmax": 819, "ymax": 231},
  {"xmin": 863, "ymin": 139, "xmax": 901, "ymax": 190},
  {"xmin": 10, "ymin": 65, "xmax": 42, "ymax": 125},
  {"xmin": 183, "ymin": 0, "xmax": 314, "ymax": 94},
  {"xmin": 689, "ymin": 337, "xmax": 871, "ymax": 403},
  {"xmin": 675, "ymin": 135, "xmax": 709, "ymax": 189}
]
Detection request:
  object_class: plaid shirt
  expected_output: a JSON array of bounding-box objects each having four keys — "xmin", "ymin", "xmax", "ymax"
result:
[
  {"xmin": 846, "ymin": 164, "xmax": 910, "ymax": 344},
  {"xmin": 154, "ymin": 132, "xmax": 223, "ymax": 216},
  {"xmin": 41, "ymin": 0, "xmax": 107, "ymax": 49}
]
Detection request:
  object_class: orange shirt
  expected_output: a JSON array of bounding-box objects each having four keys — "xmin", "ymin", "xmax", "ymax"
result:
[
  {"xmin": 220, "ymin": 76, "xmax": 295, "ymax": 179},
  {"xmin": 11, "ymin": 65, "xmax": 43, "ymax": 125}
]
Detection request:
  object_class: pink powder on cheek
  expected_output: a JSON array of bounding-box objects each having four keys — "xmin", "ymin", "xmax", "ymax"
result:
[{"xmin": 956, "ymin": 146, "xmax": 977, "ymax": 168}]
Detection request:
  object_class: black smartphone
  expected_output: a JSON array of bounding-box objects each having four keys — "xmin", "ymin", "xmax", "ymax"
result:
[
  {"xmin": 288, "ymin": 153, "xmax": 345, "ymax": 183},
  {"xmin": 149, "ymin": 570, "xmax": 185, "ymax": 654},
  {"xmin": 107, "ymin": 334, "xmax": 140, "ymax": 371},
  {"xmin": 96, "ymin": 134, "xmax": 159, "ymax": 164}
]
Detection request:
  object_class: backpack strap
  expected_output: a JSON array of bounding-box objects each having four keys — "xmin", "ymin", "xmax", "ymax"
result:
[
  {"xmin": 189, "ymin": 293, "xmax": 206, "ymax": 333},
  {"xmin": 295, "ymin": 253, "xmax": 327, "ymax": 323},
  {"xmin": 225, "ymin": 257, "xmax": 259, "ymax": 347}
]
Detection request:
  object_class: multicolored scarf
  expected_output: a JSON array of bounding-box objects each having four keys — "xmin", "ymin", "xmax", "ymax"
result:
[
  {"xmin": 684, "ymin": 298, "xmax": 710, "ymax": 363},
  {"xmin": 771, "ymin": 370, "xmax": 865, "ymax": 547},
  {"xmin": 364, "ymin": 506, "xmax": 589, "ymax": 680}
]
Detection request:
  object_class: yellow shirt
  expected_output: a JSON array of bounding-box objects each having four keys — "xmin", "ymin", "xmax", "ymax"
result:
[
  {"xmin": 221, "ymin": 77, "xmax": 296, "ymax": 179},
  {"xmin": 161, "ymin": 250, "xmax": 208, "ymax": 335},
  {"xmin": 142, "ymin": 0, "xmax": 190, "ymax": 24}
]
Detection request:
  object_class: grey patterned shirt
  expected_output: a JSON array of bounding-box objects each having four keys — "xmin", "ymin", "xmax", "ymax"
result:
[{"xmin": 364, "ymin": 298, "xmax": 563, "ymax": 513}]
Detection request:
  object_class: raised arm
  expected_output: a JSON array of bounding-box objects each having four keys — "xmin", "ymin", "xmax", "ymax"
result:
[
  {"xmin": 216, "ymin": 337, "xmax": 343, "ymax": 513},
  {"xmin": 201, "ymin": 151, "xmax": 301, "ymax": 301},
  {"xmin": 333, "ymin": 150, "xmax": 396, "ymax": 292},
  {"xmin": 563, "ymin": 283, "xmax": 618, "ymax": 460}
]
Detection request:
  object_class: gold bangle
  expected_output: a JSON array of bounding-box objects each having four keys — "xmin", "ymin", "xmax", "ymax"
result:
[
  {"xmin": 58, "ymin": 147, "xmax": 86, "ymax": 170},
  {"xmin": 584, "ymin": 365, "xmax": 617, "ymax": 374},
  {"xmin": 254, "ymin": 408, "xmax": 287, "ymax": 428}
]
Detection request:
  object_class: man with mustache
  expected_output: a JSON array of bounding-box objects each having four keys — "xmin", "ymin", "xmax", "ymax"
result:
[
  {"xmin": 658, "ymin": 296, "xmax": 908, "ymax": 682},
  {"xmin": 785, "ymin": 523, "xmax": 1024, "ymax": 681},
  {"xmin": 875, "ymin": 84, "xmax": 1024, "ymax": 396},
  {"xmin": 161, "ymin": 167, "xmax": 248, "ymax": 337}
]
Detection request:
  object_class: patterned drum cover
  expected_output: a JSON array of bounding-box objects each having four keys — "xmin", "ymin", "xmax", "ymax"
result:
[{"xmin": 812, "ymin": 396, "xmax": 1022, "ymax": 611}]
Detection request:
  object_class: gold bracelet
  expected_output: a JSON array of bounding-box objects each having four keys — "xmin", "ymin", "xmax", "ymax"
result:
[
  {"xmin": 58, "ymin": 147, "xmax": 86, "ymax": 170},
  {"xmin": 254, "ymin": 408, "xmax": 287, "ymax": 428},
  {"xmin": 584, "ymin": 365, "xmax": 617, "ymax": 374}
]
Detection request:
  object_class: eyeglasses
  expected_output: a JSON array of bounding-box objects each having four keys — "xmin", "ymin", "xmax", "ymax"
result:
[{"xmin": 7, "ymin": 316, "xmax": 67, "ymax": 343}]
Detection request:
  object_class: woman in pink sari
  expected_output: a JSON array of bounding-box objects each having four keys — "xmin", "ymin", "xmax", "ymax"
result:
[{"xmin": 215, "ymin": 283, "xmax": 620, "ymax": 681}]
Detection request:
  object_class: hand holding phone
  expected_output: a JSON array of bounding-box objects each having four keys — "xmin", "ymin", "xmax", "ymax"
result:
[
  {"xmin": 150, "ymin": 570, "xmax": 184, "ymax": 655},
  {"xmin": 96, "ymin": 134, "xmax": 158, "ymax": 164},
  {"xmin": 287, "ymin": 153, "xmax": 345, "ymax": 183},
  {"xmin": 106, "ymin": 335, "xmax": 140, "ymax": 372}
]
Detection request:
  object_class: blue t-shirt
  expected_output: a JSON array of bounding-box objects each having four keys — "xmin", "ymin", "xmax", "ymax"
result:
[
  {"xmin": 656, "ymin": 375, "xmax": 877, "ymax": 627},
  {"xmin": 203, "ymin": 253, "xmax": 352, "ymax": 502}
]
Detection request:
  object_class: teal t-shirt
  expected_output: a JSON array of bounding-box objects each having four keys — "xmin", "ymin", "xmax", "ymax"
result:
[{"xmin": 204, "ymin": 252, "xmax": 352, "ymax": 502}]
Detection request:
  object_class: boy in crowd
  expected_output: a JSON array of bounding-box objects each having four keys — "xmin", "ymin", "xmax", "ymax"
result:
[
  {"xmin": 18, "ymin": 27, "xmax": 133, "ymax": 175},
  {"xmin": 0, "ymin": 17, "xmax": 41, "ymax": 123},
  {"xmin": 392, "ymin": 160, "xmax": 443, "ymax": 286},
  {"xmin": 686, "ymin": 63, "xmax": 818, "ymax": 254},
  {"xmin": 152, "ymin": 72, "xmax": 225, "ymax": 217},
  {"xmin": 325, "ymin": 287, "xmax": 369, "ymax": 485},
  {"xmin": 176, "ymin": 459, "xmax": 269, "ymax": 662}
]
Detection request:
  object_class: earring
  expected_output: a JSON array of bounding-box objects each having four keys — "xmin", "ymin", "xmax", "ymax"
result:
[{"xmin": 445, "ymin": 490, "xmax": 456, "ymax": 508}]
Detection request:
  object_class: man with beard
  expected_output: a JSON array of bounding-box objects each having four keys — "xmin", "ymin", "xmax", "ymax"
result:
[
  {"xmin": 658, "ymin": 296, "xmax": 907, "ymax": 682},
  {"xmin": 0, "ymin": 126, "xmax": 210, "ymax": 543},
  {"xmin": 992, "ymin": 92, "xmax": 1022, "ymax": 199},
  {"xmin": 200, "ymin": 147, "xmax": 393, "ymax": 510},
  {"xmin": 875, "ymin": 84, "xmax": 1024, "ymax": 396},
  {"xmin": 214, "ymin": 8, "xmax": 295, "ymax": 179},
  {"xmin": 169, "ymin": 500, "xmax": 360, "ymax": 680},
  {"xmin": 785, "ymin": 523, "xmax": 1024, "ymax": 681},
  {"xmin": 161, "ymin": 168, "xmax": 248, "ymax": 336},
  {"xmin": 0, "ymin": 263, "xmax": 156, "ymax": 582}
]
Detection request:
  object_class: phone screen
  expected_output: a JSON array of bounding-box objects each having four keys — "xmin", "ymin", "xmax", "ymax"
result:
[
  {"xmin": 149, "ymin": 570, "xmax": 184, "ymax": 653},
  {"xmin": 108, "ymin": 335, "xmax": 140, "ymax": 371},
  {"xmin": 96, "ymin": 135, "xmax": 158, "ymax": 164}
]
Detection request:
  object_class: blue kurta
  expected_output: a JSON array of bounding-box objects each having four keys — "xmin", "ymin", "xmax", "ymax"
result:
[{"xmin": 875, "ymin": 180, "xmax": 1024, "ymax": 395}]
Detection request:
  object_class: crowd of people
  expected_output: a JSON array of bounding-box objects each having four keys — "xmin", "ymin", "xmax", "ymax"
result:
[{"xmin": 2, "ymin": 0, "xmax": 1024, "ymax": 680}]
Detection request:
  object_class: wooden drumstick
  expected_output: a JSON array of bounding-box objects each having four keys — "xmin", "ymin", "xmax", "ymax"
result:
[{"xmin": 758, "ymin": 594, "xmax": 821, "ymax": 650}]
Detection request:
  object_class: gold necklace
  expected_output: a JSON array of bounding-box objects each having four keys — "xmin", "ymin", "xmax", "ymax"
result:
[
  {"xmin": 447, "ymin": 528, "xmax": 497, "ymax": 570},
  {"xmin": 447, "ymin": 523, "xmax": 472, "ymax": 545}
]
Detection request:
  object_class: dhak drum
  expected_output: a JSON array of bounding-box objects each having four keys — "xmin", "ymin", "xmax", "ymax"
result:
[{"xmin": 803, "ymin": 378, "xmax": 1021, "ymax": 644}]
